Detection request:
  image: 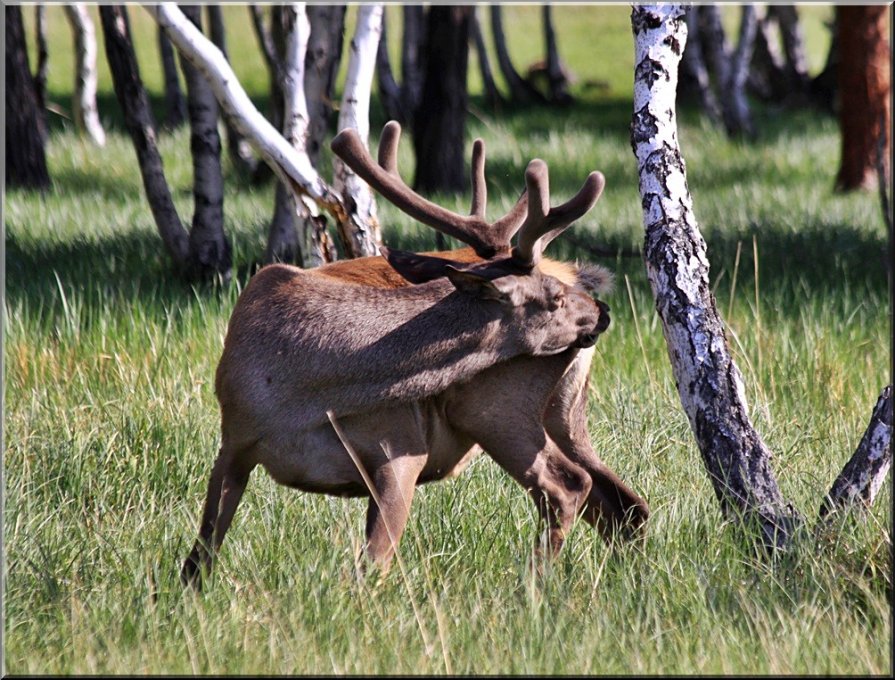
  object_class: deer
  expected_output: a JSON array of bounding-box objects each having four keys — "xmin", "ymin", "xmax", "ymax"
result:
[
  {"xmin": 320, "ymin": 123, "xmax": 649, "ymax": 553},
  {"xmin": 181, "ymin": 130, "xmax": 618, "ymax": 588}
]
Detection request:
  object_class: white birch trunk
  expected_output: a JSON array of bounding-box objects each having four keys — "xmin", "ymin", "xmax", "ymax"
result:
[
  {"xmin": 64, "ymin": 4, "xmax": 106, "ymax": 146},
  {"xmin": 267, "ymin": 3, "xmax": 335, "ymax": 267},
  {"xmin": 821, "ymin": 386, "xmax": 892, "ymax": 518},
  {"xmin": 631, "ymin": 4, "xmax": 801, "ymax": 548},
  {"xmin": 333, "ymin": 4, "xmax": 383, "ymax": 259},
  {"xmin": 144, "ymin": 2, "xmax": 346, "ymax": 222}
]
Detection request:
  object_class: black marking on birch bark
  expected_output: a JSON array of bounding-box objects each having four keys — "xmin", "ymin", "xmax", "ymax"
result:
[
  {"xmin": 664, "ymin": 33, "xmax": 682, "ymax": 56},
  {"xmin": 631, "ymin": 104, "xmax": 659, "ymax": 150},
  {"xmin": 631, "ymin": 8, "xmax": 663, "ymax": 35},
  {"xmin": 635, "ymin": 57, "xmax": 671, "ymax": 90}
]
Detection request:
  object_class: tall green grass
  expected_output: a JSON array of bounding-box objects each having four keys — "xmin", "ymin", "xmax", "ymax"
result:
[{"xmin": 5, "ymin": 5, "xmax": 890, "ymax": 675}]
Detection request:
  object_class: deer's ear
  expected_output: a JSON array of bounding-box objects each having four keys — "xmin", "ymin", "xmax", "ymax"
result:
[
  {"xmin": 444, "ymin": 266, "xmax": 512, "ymax": 304},
  {"xmin": 379, "ymin": 246, "xmax": 458, "ymax": 284}
]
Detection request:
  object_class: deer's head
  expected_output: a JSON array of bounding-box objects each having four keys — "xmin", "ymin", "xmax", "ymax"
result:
[{"xmin": 332, "ymin": 122, "xmax": 612, "ymax": 353}]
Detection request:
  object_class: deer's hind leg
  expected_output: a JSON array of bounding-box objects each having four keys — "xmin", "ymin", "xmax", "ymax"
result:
[
  {"xmin": 544, "ymin": 372, "xmax": 650, "ymax": 543},
  {"xmin": 181, "ymin": 443, "xmax": 256, "ymax": 589}
]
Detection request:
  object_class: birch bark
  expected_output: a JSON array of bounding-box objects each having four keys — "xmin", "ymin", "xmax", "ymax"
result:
[
  {"xmin": 631, "ymin": 4, "xmax": 801, "ymax": 548},
  {"xmin": 333, "ymin": 4, "xmax": 383, "ymax": 259},
  {"xmin": 64, "ymin": 4, "xmax": 106, "ymax": 146},
  {"xmin": 99, "ymin": 4, "xmax": 189, "ymax": 266},
  {"xmin": 631, "ymin": 4, "xmax": 891, "ymax": 547},
  {"xmin": 146, "ymin": 2, "xmax": 345, "ymax": 221},
  {"xmin": 179, "ymin": 5, "xmax": 231, "ymax": 281}
]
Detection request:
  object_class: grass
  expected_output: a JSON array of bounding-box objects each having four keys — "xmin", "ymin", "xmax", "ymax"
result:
[{"xmin": 5, "ymin": 4, "xmax": 891, "ymax": 675}]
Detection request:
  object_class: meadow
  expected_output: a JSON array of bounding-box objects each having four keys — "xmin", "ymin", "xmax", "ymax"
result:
[{"xmin": 4, "ymin": 5, "xmax": 891, "ymax": 674}]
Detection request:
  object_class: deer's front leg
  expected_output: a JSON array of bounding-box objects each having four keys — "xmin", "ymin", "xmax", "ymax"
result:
[{"xmin": 363, "ymin": 452, "xmax": 428, "ymax": 569}]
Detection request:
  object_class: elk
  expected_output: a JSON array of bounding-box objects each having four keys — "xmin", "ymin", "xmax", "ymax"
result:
[
  {"xmin": 321, "ymin": 123, "xmax": 648, "ymax": 551},
  {"xmin": 181, "ymin": 128, "xmax": 616, "ymax": 588}
]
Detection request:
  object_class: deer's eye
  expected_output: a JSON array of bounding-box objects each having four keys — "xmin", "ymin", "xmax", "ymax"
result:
[{"xmin": 551, "ymin": 291, "xmax": 565, "ymax": 309}]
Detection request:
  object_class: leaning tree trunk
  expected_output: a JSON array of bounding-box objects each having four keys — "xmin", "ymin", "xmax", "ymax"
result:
[
  {"xmin": 542, "ymin": 5, "xmax": 573, "ymax": 105},
  {"xmin": 305, "ymin": 5, "xmax": 345, "ymax": 167},
  {"xmin": 631, "ymin": 4, "xmax": 891, "ymax": 549},
  {"xmin": 470, "ymin": 6, "xmax": 503, "ymax": 110},
  {"xmin": 158, "ymin": 26, "xmax": 187, "ymax": 128},
  {"xmin": 769, "ymin": 5, "xmax": 810, "ymax": 96},
  {"xmin": 64, "ymin": 4, "xmax": 106, "ymax": 146},
  {"xmin": 680, "ymin": 7, "xmax": 721, "ymax": 122},
  {"xmin": 6, "ymin": 5, "xmax": 51, "ymax": 191},
  {"xmin": 834, "ymin": 6, "xmax": 891, "ymax": 192},
  {"xmin": 99, "ymin": 5, "xmax": 189, "ymax": 266},
  {"xmin": 631, "ymin": 4, "xmax": 801, "ymax": 548},
  {"xmin": 179, "ymin": 5, "xmax": 231, "ymax": 281},
  {"xmin": 490, "ymin": 5, "xmax": 545, "ymax": 105},
  {"xmin": 207, "ymin": 5, "xmax": 258, "ymax": 176},
  {"xmin": 400, "ymin": 5, "xmax": 426, "ymax": 125},
  {"xmin": 333, "ymin": 4, "xmax": 383, "ymax": 259},
  {"xmin": 412, "ymin": 5, "xmax": 472, "ymax": 194},
  {"xmin": 376, "ymin": 7, "xmax": 403, "ymax": 123}
]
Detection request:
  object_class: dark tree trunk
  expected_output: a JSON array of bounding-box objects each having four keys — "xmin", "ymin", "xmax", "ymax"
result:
[
  {"xmin": 412, "ymin": 6, "xmax": 472, "ymax": 195},
  {"xmin": 207, "ymin": 5, "xmax": 258, "ymax": 176},
  {"xmin": 248, "ymin": 5, "xmax": 281, "ymax": 185},
  {"xmin": 400, "ymin": 5, "xmax": 426, "ymax": 121},
  {"xmin": 490, "ymin": 5, "xmax": 546, "ymax": 105},
  {"xmin": 305, "ymin": 5, "xmax": 345, "ymax": 167},
  {"xmin": 542, "ymin": 5, "xmax": 573, "ymax": 105},
  {"xmin": 680, "ymin": 7, "xmax": 721, "ymax": 121},
  {"xmin": 99, "ymin": 4, "xmax": 189, "ymax": 266},
  {"xmin": 179, "ymin": 5, "xmax": 231, "ymax": 281},
  {"xmin": 6, "ymin": 5, "xmax": 51, "ymax": 191},
  {"xmin": 158, "ymin": 26, "xmax": 187, "ymax": 128},
  {"xmin": 470, "ymin": 6, "xmax": 503, "ymax": 110},
  {"xmin": 769, "ymin": 5, "xmax": 810, "ymax": 95},
  {"xmin": 34, "ymin": 5, "xmax": 49, "ymax": 122},
  {"xmin": 834, "ymin": 6, "xmax": 890, "ymax": 192},
  {"xmin": 376, "ymin": 7, "xmax": 403, "ymax": 122},
  {"xmin": 810, "ymin": 17, "xmax": 838, "ymax": 112}
]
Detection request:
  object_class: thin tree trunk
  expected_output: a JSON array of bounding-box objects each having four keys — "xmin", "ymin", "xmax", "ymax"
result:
[
  {"xmin": 207, "ymin": 5, "xmax": 258, "ymax": 176},
  {"xmin": 376, "ymin": 7, "xmax": 403, "ymax": 123},
  {"xmin": 543, "ymin": 5, "xmax": 573, "ymax": 105},
  {"xmin": 701, "ymin": 4, "xmax": 756, "ymax": 138},
  {"xmin": 769, "ymin": 5, "xmax": 810, "ymax": 95},
  {"xmin": 400, "ymin": 5, "xmax": 426, "ymax": 123},
  {"xmin": 64, "ymin": 4, "xmax": 106, "ymax": 146},
  {"xmin": 34, "ymin": 5, "xmax": 49, "ymax": 121},
  {"xmin": 248, "ymin": 5, "xmax": 281, "ymax": 185},
  {"xmin": 146, "ymin": 3, "xmax": 345, "ymax": 215},
  {"xmin": 834, "ymin": 6, "xmax": 891, "ymax": 192},
  {"xmin": 726, "ymin": 5, "xmax": 757, "ymax": 139},
  {"xmin": 490, "ymin": 5, "xmax": 545, "ymax": 105},
  {"xmin": 413, "ymin": 5, "xmax": 472, "ymax": 194},
  {"xmin": 631, "ymin": 4, "xmax": 802, "ymax": 549},
  {"xmin": 267, "ymin": 3, "xmax": 336, "ymax": 267},
  {"xmin": 821, "ymin": 386, "xmax": 893, "ymax": 519},
  {"xmin": 6, "ymin": 5, "xmax": 51, "ymax": 190},
  {"xmin": 810, "ymin": 17, "xmax": 838, "ymax": 112},
  {"xmin": 99, "ymin": 5, "xmax": 189, "ymax": 266},
  {"xmin": 333, "ymin": 4, "xmax": 383, "ymax": 259},
  {"xmin": 158, "ymin": 26, "xmax": 186, "ymax": 128},
  {"xmin": 179, "ymin": 5, "xmax": 231, "ymax": 281},
  {"xmin": 680, "ymin": 7, "xmax": 721, "ymax": 121},
  {"xmin": 749, "ymin": 6, "xmax": 789, "ymax": 102},
  {"xmin": 470, "ymin": 6, "xmax": 503, "ymax": 110},
  {"xmin": 305, "ymin": 5, "xmax": 345, "ymax": 167}
]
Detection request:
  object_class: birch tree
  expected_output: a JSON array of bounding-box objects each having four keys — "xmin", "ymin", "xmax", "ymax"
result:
[
  {"xmin": 630, "ymin": 5, "xmax": 891, "ymax": 549},
  {"xmin": 157, "ymin": 26, "xmax": 186, "ymax": 128},
  {"xmin": 178, "ymin": 5, "xmax": 231, "ymax": 281},
  {"xmin": 332, "ymin": 4, "xmax": 383, "ymax": 258},
  {"xmin": 305, "ymin": 5, "xmax": 346, "ymax": 167},
  {"xmin": 99, "ymin": 5, "xmax": 190, "ymax": 266},
  {"xmin": 64, "ymin": 4, "xmax": 106, "ymax": 146}
]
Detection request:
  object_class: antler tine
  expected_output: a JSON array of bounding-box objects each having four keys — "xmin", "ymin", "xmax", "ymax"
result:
[
  {"xmin": 378, "ymin": 120, "xmax": 401, "ymax": 174},
  {"xmin": 469, "ymin": 139, "xmax": 486, "ymax": 219},
  {"xmin": 332, "ymin": 122, "xmax": 509, "ymax": 256},
  {"xmin": 512, "ymin": 165, "xmax": 606, "ymax": 267}
]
